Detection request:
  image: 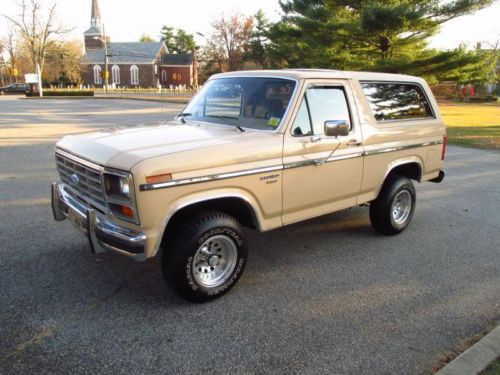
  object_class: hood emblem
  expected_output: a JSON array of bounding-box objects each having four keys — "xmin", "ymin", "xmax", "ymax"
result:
[{"xmin": 70, "ymin": 174, "xmax": 80, "ymax": 186}]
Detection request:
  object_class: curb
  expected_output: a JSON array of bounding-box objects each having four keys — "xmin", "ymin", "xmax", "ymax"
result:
[
  {"xmin": 21, "ymin": 96, "xmax": 190, "ymax": 104},
  {"xmin": 436, "ymin": 325, "xmax": 500, "ymax": 375}
]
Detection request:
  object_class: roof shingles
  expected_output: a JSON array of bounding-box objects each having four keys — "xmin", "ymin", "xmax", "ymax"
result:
[
  {"xmin": 161, "ymin": 53, "xmax": 193, "ymax": 66},
  {"xmin": 82, "ymin": 42, "xmax": 164, "ymax": 64}
]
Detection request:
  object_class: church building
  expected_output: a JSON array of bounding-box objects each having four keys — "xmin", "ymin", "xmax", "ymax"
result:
[{"xmin": 80, "ymin": 0, "xmax": 195, "ymax": 88}]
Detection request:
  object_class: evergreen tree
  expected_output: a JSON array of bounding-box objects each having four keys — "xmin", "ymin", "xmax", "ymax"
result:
[
  {"xmin": 160, "ymin": 27, "xmax": 197, "ymax": 54},
  {"xmin": 267, "ymin": 0, "xmax": 495, "ymax": 83},
  {"xmin": 245, "ymin": 10, "xmax": 272, "ymax": 68}
]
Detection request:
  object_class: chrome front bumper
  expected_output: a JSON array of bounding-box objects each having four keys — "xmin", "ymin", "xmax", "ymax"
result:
[{"xmin": 51, "ymin": 182, "xmax": 148, "ymax": 261}]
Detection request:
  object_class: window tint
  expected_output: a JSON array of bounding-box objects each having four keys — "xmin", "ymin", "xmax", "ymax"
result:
[
  {"xmin": 361, "ymin": 82, "xmax": 434, "ymax": 121},
  {"xmin": 307, "ymin": 87, "xmax": 351, "ymax": 135},
  {"xmin": 291, "ymin": 98, "xmax": 313, "ymax": 136}
]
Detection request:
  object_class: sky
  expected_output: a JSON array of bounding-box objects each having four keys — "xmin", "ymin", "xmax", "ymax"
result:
[{"xmin": 1, "ymin": 0, "xmax": 499, "ymax": 50}]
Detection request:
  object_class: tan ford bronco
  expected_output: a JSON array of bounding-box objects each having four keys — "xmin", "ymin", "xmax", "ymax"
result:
[{"xmin": 52, "ymin": 70, "xmax": 446, "ymax": 301}]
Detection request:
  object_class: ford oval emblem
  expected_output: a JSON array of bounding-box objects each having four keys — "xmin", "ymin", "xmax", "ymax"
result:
[{"xmin": 70, "ymin": 174, "xmax": 80, "ymax": 186}]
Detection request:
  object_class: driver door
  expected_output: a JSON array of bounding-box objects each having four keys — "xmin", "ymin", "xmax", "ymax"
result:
[{"xmin": 282, "ymin": 80, "xmax": 364, "ymax": 225}]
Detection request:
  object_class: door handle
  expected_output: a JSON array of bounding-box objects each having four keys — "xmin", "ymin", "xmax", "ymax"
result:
[
  {"xmin": 310, "ymin": 136, "xmax": 322, "ymax": 143},
  {"xmin": 346, "ymin": 139, "xmax": 362, "ymax": 146}
]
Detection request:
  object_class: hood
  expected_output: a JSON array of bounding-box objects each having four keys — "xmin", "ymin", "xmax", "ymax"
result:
[{"xmin": 56, "ymin": 122, "xmax": 277, "ymax": 171}]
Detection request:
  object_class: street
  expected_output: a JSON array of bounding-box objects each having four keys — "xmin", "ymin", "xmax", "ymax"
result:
[{"xmin": 0, "ymin": 96, "xmax": 499, "ymax": 374}]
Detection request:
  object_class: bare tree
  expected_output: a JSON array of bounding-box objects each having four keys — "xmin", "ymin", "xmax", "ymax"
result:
[
  {"xmin": 209, "ymin": 13, "xmax": 254, "ymax": 71},
  {"xmin": 0, "ymin": 41, "xmax": 5, "ymax": 86},
  {"xmin": 1, "ymin": 31, "xmax": 20, "ymax": 81},
  {"xmin": 3, "ymin": 0, "xmax": 70, "ymax": 75}
]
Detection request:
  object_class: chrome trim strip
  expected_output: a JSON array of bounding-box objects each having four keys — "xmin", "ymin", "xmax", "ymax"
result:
[
  {"xmin": 139, "ymin": 141, "xmax": 441, "ymax": 191},
  {"xmin": 363, "ymin": 140, "xmax": 442, "ymax": 156},
  {"xmin": 140, "ymin": 165, "xmax": 284, "ymax": 191},
  {"xmin": 327, "ymin": 152, "xmax": 364, "ymax": 163},
  {"xmin": 283, "ymin": 160, "xmax": 316, "ymax": 170},
  {"xmin": 284, "ymin": 152, "xmax": 364, "ymax": 170}
]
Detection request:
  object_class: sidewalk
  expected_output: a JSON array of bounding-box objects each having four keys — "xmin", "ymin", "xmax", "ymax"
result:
[{"xmin": 437, "ymin": 325, "xmax": 500, "ymax": 375}]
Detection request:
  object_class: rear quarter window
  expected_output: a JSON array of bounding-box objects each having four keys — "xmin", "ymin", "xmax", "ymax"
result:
[{"xmin": 361, "ymin": 82, "xmax": 434, "ymax": 122}]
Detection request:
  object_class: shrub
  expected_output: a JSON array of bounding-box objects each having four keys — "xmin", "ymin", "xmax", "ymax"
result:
[
  {"xmin": 469, "ymin": 96, "xmax": 498, "ymax": 103},
  {"xmin": 26, "ymin": 90, "xmax": 94, "ymax": 97}
]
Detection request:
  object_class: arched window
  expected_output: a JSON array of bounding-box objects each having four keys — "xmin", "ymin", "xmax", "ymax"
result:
[
  {"xmin": 111, "ymin": 65, "xmax": 120, "ymax": 85},
  {"xmin": 93, "ymin": 65, "xmax": 102, "ymax": 85},
  {"xmin": 161, "ymin": 70, "xmax": 167, "ymax": 82},
  {"xmin": 130, "ymin": 65, "xmax": 139, "ymax": 85}
]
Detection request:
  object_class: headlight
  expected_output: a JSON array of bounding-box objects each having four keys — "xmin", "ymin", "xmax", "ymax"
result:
[
  {"xmin": 103, "ymin": 171, "xmax": 139, "ymax": 224},
  {"xmin": 104, "ymin": 173, "xmax": 131, "ymax": 199},
  {"xmin": 119, "ymin": 178, "xmax": 130, "ymax": 196}
]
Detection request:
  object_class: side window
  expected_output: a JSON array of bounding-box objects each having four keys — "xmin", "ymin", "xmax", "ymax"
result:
[
  {"xmin": 307, "ymin": 87, "xmax": 351, "ymax": 135},
  {"xmin": 361, "ymin": 82, "xmax": 434, "ymax": 121},
  {"xmin": 291, "ymin": 98, "xmax": 313, "ymax": 136}
]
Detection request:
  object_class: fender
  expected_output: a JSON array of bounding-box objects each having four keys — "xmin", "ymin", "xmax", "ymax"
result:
[
  {"xmin": 375, "ymin": 156, "xmax": 424, "ymax": 198},
  {"xmin": 151, "ymin": 188, "xmax": 266, "ymax": 257}
]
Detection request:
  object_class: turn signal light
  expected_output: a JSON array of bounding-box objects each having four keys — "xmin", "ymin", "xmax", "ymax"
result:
[
  {"xmin": 146, "ymin": 173, "xmax": 172, "ymax": 184},
  {"xmin": 121, "ymin": 205, "xmax": 134, "ymax": 218}
]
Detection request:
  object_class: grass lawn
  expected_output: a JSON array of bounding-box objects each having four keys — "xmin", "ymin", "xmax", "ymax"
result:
[
  {"xmin": 482, "ymin": 357, "xmax": 500, "ymax": 375},
  {"xmin": 439, "ymin": 102, "xmax": 500, "ymax": 149}
]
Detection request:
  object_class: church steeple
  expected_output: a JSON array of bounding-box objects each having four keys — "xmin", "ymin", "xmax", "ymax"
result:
[
  {"xmin": 84, "ymin": 0, "xmax": 104, "ymax": 50},
  {"xmin": 90, "ymin": 0, "xmax": 102, "ymax": 28}
]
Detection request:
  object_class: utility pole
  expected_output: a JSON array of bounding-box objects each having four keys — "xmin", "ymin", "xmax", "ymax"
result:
[
  {"xmin": 0, "ymin": 61, "xmax": 5, "ymax": 87},
  {"xmin": 37, "ymin": 63, "xmax": 43, "ymax": 97},
  {"xmin": 104, "ymin": 25, "xmax": 109, "ymax": 93},
  {"xmin": 0, "ymin": 47, "xmax": 5, "ymax": 87},
  {"xmin": 94, "ymin": 26, "xmax": 109, "ymax": 93},
  {"xmin": 192, "ymin": 47, "xmax": 199, "ymax": 88}
]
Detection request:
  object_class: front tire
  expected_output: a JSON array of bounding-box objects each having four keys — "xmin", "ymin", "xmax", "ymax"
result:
[
  {"xmin": 162, "ymin": 211, "xmax": 248, "ymax": 302},
  {"xmin": 369, "ymin": 174, "xmax": 416, "ymax": 235}
]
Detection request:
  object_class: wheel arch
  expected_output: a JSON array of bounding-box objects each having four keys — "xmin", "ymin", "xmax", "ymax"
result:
[
  {"xmin": 375, "ymin": 157, "xmax": 423, "ymax": 199},
  {"xmin": 152, "ymin": 191, "xmax": 263, "ymax": 258}
]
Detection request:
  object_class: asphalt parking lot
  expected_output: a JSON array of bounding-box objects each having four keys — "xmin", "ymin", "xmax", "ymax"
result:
[{"xmin": 0, "ymin": 96, "xmax": 499, "ymax": 374}]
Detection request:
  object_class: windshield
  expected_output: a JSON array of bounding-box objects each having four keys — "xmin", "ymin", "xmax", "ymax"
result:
[{"xmin": 180, "ymin": 77, "xmax": 297, "ymax": 131}]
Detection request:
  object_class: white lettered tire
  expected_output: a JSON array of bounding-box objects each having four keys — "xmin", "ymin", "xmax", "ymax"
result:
[{"xmin": 162, "ymin": 211, "xmax": 248, "ymax": 302}]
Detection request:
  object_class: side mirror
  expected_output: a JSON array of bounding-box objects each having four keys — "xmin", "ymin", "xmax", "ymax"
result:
[{"xmin": 324, "ymin": 120, "xmax": 350, "ymax": 137}]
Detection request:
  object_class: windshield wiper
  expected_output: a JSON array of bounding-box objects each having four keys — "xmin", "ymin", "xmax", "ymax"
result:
[
  {"xmin": 205, "ymin": 115, "xmax": 245, "ymax": 132},
  {"xmin": 177, "ymin": 112, "xmax": 192, "ymax": 123}
]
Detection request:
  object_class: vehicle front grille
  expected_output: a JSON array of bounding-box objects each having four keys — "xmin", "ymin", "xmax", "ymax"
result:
[{"xmin": 56, "ymin": 153, "xmax": 107, "ymax": 211}]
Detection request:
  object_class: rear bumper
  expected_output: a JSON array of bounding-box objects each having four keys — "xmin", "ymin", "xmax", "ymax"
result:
[
  {"xmin": 430, "ymin": 170, "xmax": 445, "ymax": 183},
  {"xmin": 51, "ymin": 182, "xmax": 148, "ymax": 261}
]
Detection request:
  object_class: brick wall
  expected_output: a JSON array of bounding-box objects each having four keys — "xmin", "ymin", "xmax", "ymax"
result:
[
  {"xmin": 160, "ymin": 66, "xmax": 192, "ymax": 87},
  {"xmin": 81, "ymin": 63, "xmax": 158, "ymax": 88}
]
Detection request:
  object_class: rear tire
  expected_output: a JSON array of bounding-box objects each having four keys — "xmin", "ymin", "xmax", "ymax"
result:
[
  {"xmin": 369, "ymin": 174, "xmax": 416, "ymax": 235},
  {"xmin": 161, "ymin": 210, "xmax": 248, "ymax": 302}
]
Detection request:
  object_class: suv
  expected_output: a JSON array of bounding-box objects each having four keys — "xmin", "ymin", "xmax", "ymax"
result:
[
  {"xmin": 52, "ymin": 70, "xmax": 446, "ymax": 301},
  {"xmin": 0, "ymin": 82, "xmax": 30, "ymax": 95}
]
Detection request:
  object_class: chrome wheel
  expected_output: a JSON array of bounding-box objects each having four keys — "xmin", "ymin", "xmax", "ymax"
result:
[
  {"xmin": 192, "ymin": 235, "xmax": 238, "ymax": 288},
  {"xmin": 391, "ymin": 190, "xmax": 412, "ymax": 225}
]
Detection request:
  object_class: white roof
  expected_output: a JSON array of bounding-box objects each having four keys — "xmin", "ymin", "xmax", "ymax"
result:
[{"xmin": 212, "ymin": 69, "xmax": 426, "ymax": 84}]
